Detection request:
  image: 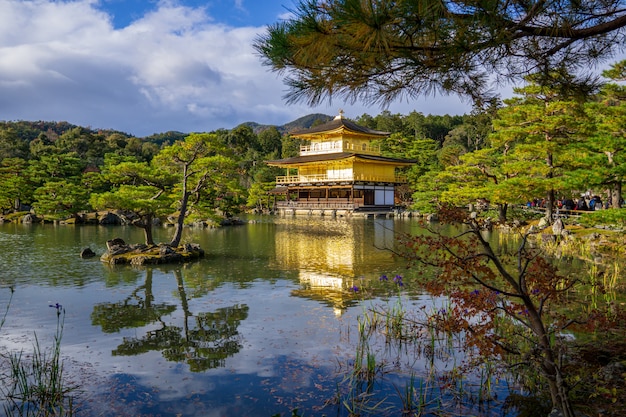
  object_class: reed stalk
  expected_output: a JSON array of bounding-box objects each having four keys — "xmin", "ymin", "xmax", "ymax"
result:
[{"xmin": 1, "ymin": 305, "xmax": 77, "ymax": 417}]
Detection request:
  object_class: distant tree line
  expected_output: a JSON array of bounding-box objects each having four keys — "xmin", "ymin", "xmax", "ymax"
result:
[
  {"xmin": 0, "ymin": 112, "xmax": 470, "ymax": 221},
  {"xmin": 1, "ymin": 62, "xmax": 624, "ymax": 230}
]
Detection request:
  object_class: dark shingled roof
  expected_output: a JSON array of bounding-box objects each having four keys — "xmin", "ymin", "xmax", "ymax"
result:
[
  {"xmin": 267, "ymin": 152, "xmax": 415, "ymax": 166},
  {"xmin": 293, "ymin": 116, "xmax": 389, "ymax": 137}
]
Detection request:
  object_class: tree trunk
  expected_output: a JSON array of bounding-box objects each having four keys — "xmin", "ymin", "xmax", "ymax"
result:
[
  {"xmin": 144, "ymin": 269, "xmax": 154, "ymax": 308},
  {"xmin": 526, "ymin": 303, "xmax": 575, "ymax": 417},
  {"xmin": 612, "ymin": 182, "xmax": 622, "ymax": 209},
  {"xmin": 545, "ymin": 148, "xmax": 555, "ymax": 222},
  {"xmin": 169, "ymin": 160, "xmax": 191, "ymax": 248},
  {"xmin": 170, "ymin": 191, "xmax": 189, "ymax": 248},
  {"xmin": 545, "ymin": 189, "xmax": 555, "ymax": 223},
  {"xmin": 497, "ymin": 203, "xmax": 508, "ymax": 223},
  {"xmin": 174, "ymin": 269, "xmax": 191, "ymax": 338},
  {"xmin": 543, "ymin": 360, "xmax": 575, "ymax": 417},
  {"xmin": 133, "ymin": 214, "xmax": 155, "ymax": 246},
  {"xmin": 143, "ymin": 214, "xmax": 155, "ymax": 246}
]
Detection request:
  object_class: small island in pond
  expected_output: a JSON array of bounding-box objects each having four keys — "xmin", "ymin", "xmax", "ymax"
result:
[{"xmin": 100, "ymin": 238, "xmax": 204, "ymax": 266}]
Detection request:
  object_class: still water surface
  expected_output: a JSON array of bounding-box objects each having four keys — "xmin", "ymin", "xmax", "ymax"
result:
[{"xmin": 0, "ymin": 216, "xmax": 513, "ymax": 416}]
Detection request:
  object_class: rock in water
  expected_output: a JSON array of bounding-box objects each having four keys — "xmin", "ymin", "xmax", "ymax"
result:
[{"xmin": 80, "ymin": 248, "xmax": 96, "ymax": 258}]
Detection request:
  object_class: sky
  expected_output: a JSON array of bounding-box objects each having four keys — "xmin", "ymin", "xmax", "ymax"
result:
[{"xmin": 0, "ymin": 0, "xmax": 481, "ymax": 137}]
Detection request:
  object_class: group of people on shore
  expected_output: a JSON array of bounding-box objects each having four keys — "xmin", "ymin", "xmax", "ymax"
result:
[{"xmin": 527, "ymin": 193, "xmax": 617, "ymax": 211}]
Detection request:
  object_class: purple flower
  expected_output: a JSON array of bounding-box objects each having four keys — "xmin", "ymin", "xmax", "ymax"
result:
[
  {"xmin": 531, "ymin": 288, "xmax": 540, "ymax": 295},
  {"xmin": 471, "ymin": 289, "xmax": 480, "ymax": 296},
  {"xmin": 438, "ymin": 308, "xmax": 446, "ymax": 315},
  {"xmin": 349, "ymin": 285, "xmax": 359, "ymax": 292},
  {"xmin": 379, "ymin": 275, "xmax": 388, "ymax": 282}
]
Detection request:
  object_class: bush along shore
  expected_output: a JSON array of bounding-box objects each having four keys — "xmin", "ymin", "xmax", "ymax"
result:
[{"xmin": 0, "ymin": 210, "xmax": 245, "ymax": 228}]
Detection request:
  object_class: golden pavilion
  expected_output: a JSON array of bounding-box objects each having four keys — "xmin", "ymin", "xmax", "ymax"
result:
[{"xmin": 267, "ymin": 111, "xmax": 414, "ymax": 215}]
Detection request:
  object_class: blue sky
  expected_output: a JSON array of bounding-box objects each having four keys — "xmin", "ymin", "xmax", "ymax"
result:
[
  {"xmin": 99, "ymin": 0, "xmax": 291, "ymax": 29},
  {"xmin": 0, "ymin": 0, "xmax": 475, "ymax": 136}
]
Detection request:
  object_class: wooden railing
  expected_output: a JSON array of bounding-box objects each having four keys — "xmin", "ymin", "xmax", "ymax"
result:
[
  {"xmin": 275, "ymin": 174, "xmax": 407, "ymax": 184},
  {"xmin": 299, "ymin": 143, "xmax": 381, "ymax": 156},
  {"xmin": 276, "ymin": 200, "xmax": 364, "ymax": 209}
]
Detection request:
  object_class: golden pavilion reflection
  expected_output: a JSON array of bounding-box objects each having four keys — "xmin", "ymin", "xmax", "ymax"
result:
[
  {"xmin": 294, "ymin": 270, "xmax": 358, "ymax": 316},
  {"xmin": 271, "ymin": 218, "xmax": 398, "ymax": 315}
]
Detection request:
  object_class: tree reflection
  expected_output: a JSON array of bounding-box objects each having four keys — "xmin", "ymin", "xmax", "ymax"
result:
[
  {"xmin": 91, "ymin": 268, "xmax": 249, "ymax": 372},
  {"xmin": 91, "ymin": 268, "xmax": 176, "ymax": 333}
]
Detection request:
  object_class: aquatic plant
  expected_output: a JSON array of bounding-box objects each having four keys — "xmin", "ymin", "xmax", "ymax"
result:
[
  {"xmin": 342, "ymin": 276, "xmax": 507, "ymax": 416},
  {"xmin": 393, "ymin": 373, "xmax": 434, "ymax": 416},
  {"xmin": 0, "ymin": 301, "xmax": 77, "ymax": 417},
  {"xmin": 540, "ymin": 228, "xmax": 623, "ymax": 310},
  {"xmin": 0, "ymin": 287, "xmax": 13, "ymax": 330}
]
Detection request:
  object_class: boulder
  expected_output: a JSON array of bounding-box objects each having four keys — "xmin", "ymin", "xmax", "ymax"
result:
[
  {"xmin": 159, "ymin": 245, "xmax": 176, "ymax": 256},
  {"xmin": 552, "ymin": 218, "xmax": 565, "ymax": 236},
  {"xmin": 182, "ymin": 243, "xmax": 202, "ymax": 253},
  {"xmin": 106, "ymin": 238, "xmax": 128, "ymax": 255},
  {"xmin": 99, "ymin": 212, "xmax": 121, "ymax": 225},
  {"xmin": 537, "ymin": 216, "xmax": 550, "ymax": 229},
  {"xmin": 22, "ymin": 213, "xmax": 38, "ymax": 223},
  {"xmin": 80, "ymin": 248, "xmax": 96, "ymax": 258}
]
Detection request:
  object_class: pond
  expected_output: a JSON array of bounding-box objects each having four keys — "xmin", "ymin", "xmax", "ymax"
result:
[{"xmin": 0, "ymin": 216, "xmax": 520, "ymax": 416}]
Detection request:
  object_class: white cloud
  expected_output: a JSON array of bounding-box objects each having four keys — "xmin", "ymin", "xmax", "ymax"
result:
[{"xmin": 0, "ymin": 0, "xmax": 471, "ymax": 136}]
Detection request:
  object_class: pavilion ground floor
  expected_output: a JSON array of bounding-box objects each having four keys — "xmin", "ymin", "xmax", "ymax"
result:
[{"xmin": 270, "ymin": 182, "xmax": 399, "ymax": 216}]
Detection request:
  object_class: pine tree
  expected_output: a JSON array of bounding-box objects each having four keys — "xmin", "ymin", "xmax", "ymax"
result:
[
  {"xmin": 585, "ymin": 60, "xmax": 626, "ymax": 208},
  {"xmin": 489, "ymin": 72, "xmax": 593, "ymax": 221}
]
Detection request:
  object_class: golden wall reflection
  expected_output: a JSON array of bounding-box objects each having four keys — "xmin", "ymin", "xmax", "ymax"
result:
[{"xmin": 271, "ymin": 218, "xmax": 399, "ymax": 315}]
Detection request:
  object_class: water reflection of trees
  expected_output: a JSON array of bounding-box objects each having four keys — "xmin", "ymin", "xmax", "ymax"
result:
[
  {"xmin": 92, "ymin": 269, "xmax": 176, "ymax": 332},
  {"xmin": 91, "ymin": 268, "xmax": 249, "ymax": 372}
]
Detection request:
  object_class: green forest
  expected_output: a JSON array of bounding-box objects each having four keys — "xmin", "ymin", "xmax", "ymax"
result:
[{"xmin": 1, "ymin": 62, "xmax": 625, "ymax": 228}]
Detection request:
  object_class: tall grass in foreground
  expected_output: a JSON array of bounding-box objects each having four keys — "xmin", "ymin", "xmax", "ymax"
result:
[
  {"xmin": 0, "ymin": 297, "xmax": 77, "ymax": 417},
  {"xmin": 336, "ymin": 280, "xmax": 508, "ymax": 417}
]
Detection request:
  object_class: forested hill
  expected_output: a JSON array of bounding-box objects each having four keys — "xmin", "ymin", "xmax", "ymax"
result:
[
  {"xmin": 241, "ymin": 113, "xmax": 333, "ymax": 135},
  {"xmin": 0, "ymin": 120, "xmax": 132, "ymax": 142},
  {"xmin": 0, "ymin": 114, "xmax": 343, "ymax": 170},
  {"xmin": 0, "ymin": 113, "xmax": 333, "ymax": 143}
]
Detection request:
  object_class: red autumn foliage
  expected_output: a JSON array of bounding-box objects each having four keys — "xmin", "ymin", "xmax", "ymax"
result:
[{"xmin": 394, "ymin": 205, "xmax": 624, "ymax": 417}]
